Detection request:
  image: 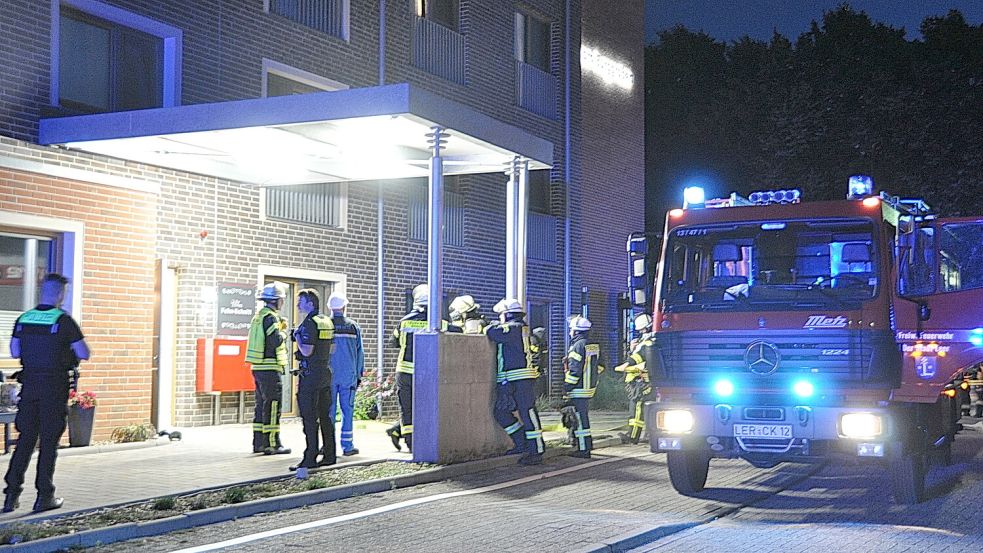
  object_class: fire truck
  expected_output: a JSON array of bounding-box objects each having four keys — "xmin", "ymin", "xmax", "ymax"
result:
[{"xmin": 630, "ymin": 178, "xmax": 983, "ymax": 503}]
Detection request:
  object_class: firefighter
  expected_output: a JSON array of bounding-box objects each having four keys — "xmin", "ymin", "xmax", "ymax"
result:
[
  {"xmin": 386, "ymin": 284, "xmax": 443, "ymax": 452},
  {"xmin": 564, "ymin": 315, "xmax": 600, "ymax": 458},
  {"xmin": 3, "ymin": 274, "xmax": 90, "ymax": 513},
  {"xmin": 485, "ymin": 298, "xmax": 544, "ymax": 466},
  {"xmin": 290, "ymin": 289, "xmax": 335, "ymax": 474},
  {"xmin": 326, "ymin": 291, "xmax": 364, "ymax": 456},
  {"xmin": 615, "ymin": 313, "xmax": 655, "ymax": 444},
  {"xmin": 530, "ymin": 326, "xmax": 548, "ymax": 397},
  {"xmin": 245, "ymin": 282, "xmax": 291, "ymax": 455},
  {"xmin": 449, "ymin": 295, "xmax": 489, "ymax": 334}
]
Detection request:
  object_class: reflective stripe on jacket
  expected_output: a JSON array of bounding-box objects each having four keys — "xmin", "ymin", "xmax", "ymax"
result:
[
  {"xmin": 565, "ymin": 333, "xmax": 600, "ymax": 398},
  {"xmin": 246, "ymin": 306, "xmax": 288, "ymax": 371}
]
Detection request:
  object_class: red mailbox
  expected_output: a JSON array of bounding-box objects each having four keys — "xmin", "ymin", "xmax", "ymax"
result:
[{"xmin": 196, "ymin": 338, "xmax": 254, "ymax": 393}]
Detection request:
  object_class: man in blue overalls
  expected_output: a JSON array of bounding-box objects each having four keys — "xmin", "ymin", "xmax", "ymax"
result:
[
  {"xmin": 4, "ymin": 273, "xmax": 90, "ymax": 513},
  {"xmin": 326, "ymin": 292, "xmax": 364, "ymax": 456}
]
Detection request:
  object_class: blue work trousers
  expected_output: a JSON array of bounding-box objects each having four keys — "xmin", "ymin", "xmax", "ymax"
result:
[{"xmin": 328, "ymin": 382, "xmax": 357, "ymax": 453}]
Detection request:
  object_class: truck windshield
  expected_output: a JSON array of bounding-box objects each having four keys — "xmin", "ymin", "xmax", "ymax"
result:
[{"xmin": 662, "ymin": 218, "xmax": 878, "ymax": 312}]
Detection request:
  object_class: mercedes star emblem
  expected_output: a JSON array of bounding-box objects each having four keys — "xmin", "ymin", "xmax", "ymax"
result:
[{"xmin": 744, "ymin": 340, "xmax": 781, "ymax": 375}]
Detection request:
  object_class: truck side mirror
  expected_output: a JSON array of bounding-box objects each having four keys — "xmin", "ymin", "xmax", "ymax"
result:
[
  {"xmin": 627, "ymin": 233, "xmax": 649, "ymax": 308},
  {"xmin": 919, "ymin": 303, "xmax": 931, "ymax": 321}
]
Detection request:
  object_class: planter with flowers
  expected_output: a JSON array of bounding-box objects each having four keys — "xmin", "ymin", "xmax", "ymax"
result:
[{"xmin": 67, "ymin": 390, "xmax": 97, "ymax": 447}]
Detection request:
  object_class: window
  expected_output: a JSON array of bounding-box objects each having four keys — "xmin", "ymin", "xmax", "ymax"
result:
[
  {"xmin": 515, "ymin": 12, "xmax": 550, "ymax": 73},
  {"xmin": 939, "ymin": 223, "xmax": 983, "ymax": 292},
  {"xmin": 416, "ymin": 0, "xmax": 459, "ymax": 31},
  {"xmin": 407, "ymin": 178, "xmax": 464, "ymax": 247},
  {"xmin": 528, "ymin": 170, "xmax": 550, "ymax": 215},
  {"xmin": 0, "ymin": 233, "xmax": 56, "ymax": 358},
  {"xmin": 262, "ymin": 59, "xmax": 348, "ymax": 98},
  {"xmin": 899, "ymin": 226, "xmax": 936, "ymax": 296},
  {"xmin": 55, "ymin": 1, "xmax": 181, "ymax": 113},
  {"xmin": 266, "ymin": 0, "xmax": 349, "ymax": 40},
  {"xmin": 267, "ymin": 74, "xmax": 326, "ymax": 97},
  {"xmin": 265, "ymin": 183, "xmax": 345, "ymax": 228}
]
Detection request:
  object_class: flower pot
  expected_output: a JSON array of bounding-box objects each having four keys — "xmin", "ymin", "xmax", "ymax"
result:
[{"xmin": 67, "ymin": 405, "xmax": 95, "ymax": 447}]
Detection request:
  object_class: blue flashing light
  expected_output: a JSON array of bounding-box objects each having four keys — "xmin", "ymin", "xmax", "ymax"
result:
[
  {"xmin": 793, "ymin": 380, "xmax": 814, "ymax": 398},
  {"xmin": 683, "ymin": 186, "xmax": 706, "ymax": 209},
  {"xmin": 761, "ymin": 223, "xmax": 786, "ymax": 231},
  {"xmin": 971, "ymin": 328, "xmax": 983, "ymax": 347},
  {"xmin": 713, "ymin": 379, "xmax": 735, "ymax": 397},
  {"xmin": 848, "ymin": 175, "xmax": 874, "ymax": 199}
]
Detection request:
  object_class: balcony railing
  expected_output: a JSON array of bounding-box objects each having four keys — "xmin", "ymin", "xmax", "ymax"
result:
[
  {"xmin": 516, "ymin": 60, "xmax": 558, "ymax": 119},
  {"xmin": 268, "ymin": 0, "xmax": 347, "ymax": 40},
  {"xmin": 412, "ymin": 16, "xmax": 465, "ymax": 84},
  {"xmin": 528, "ymin": 212, "xmax": 557, "ymax": 262}
]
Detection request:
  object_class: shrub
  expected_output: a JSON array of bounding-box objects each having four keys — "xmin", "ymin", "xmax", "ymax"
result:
[
  {"xmin": 151, "ymin": 496, "xmax": 176, "ymax": 511},
  {"xmin": 110, "ymin": 423, "xmax": 157, "ymax": 443},
  {"xmin": 223, "ymin": 487, "xmax": 247, "ymax": 504},
  {"xmin": 591, "ymin": 371, "xmax": 629, "ymax": 411},
  {"xmin": 354, "ymin": 370, "xmax": 395, "ymax": 420}
]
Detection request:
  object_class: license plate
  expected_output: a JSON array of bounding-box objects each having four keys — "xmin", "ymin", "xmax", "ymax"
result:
[{"xmin": 733, "ymin": 423, "xmax": 792, "ymax": 438}]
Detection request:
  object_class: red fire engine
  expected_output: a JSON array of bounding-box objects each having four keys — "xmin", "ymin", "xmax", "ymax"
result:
[{"xmin": 630, "ymin": 178, "xmax": 983, "ymax": 503}]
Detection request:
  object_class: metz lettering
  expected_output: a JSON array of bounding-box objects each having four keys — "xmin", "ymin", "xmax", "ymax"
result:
[{"xmin": 804, "ymin": 315, "xmax": 847, "ymax": 328}]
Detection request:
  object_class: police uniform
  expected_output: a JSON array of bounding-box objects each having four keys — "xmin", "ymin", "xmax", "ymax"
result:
[
  {"xmin": 3, "ymin": 305, "xmax": 83, "ymax": 508},
  {"xmin": 615, "ymin": 333, "xmax": 655, "ymax": 444},
  {"xmin": 565, "ymin": 330, "xmax": 601, "ymax": 456},
  {"xmin": 485, "ymin": 310, "xmax": 544, "ymax": 464},
  {"xmin": 329, "ymin": 313, "xmax": 364, "ymax": 455},
  {"xmin": 295, "ymin": 310, "xmax": 336, "ymax": 468},
  {"xmin": 245, "ymin": 304, "xmax": 289, "ymax": 453}
]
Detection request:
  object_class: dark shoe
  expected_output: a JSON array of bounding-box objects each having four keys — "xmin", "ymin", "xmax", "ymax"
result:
[
  {"xmin": 386, "ymin": 428, "xmax": 402, "ymax": 451},
  {"xmin": 2, "ymin": 493, "xmax": 19, "ymax": 513},
  {"xmin": 342, "ymin": 448, "xmax": 359, "ymax": 456},
  {"xmin": 317, "ymin": 457, "xmax": 337, "ymax": 467},
  {"xmin": 618, "ymin": 432, "xmax": 630, "ymax": 445},
  {"xmin": 253, "ymin": 447, "xmax": 266, "ymax": 454},
  {"xmin": 404, "ymin": 435, "xmax": 412, "ymax": 453},
  {"xmin": 504, "ymin": 446, "xmax": 525, "ymax": 455},
  {"xmin": 570, "ymin": 450, "xmax": 591, "ymax": 459},
  {"xmin": 32, "ymin": 496, "xmax": 63, "ymax": 513},
  {"xmin": 264, "ymin": 446, "xmax": 292, "ymax": 455},
  {"xmin": 289, "ymin": 463, "xmax": 315, "ymax": 472},
  {"xmin": 518, "ymin": 454, "xmax": 543, "ymax": 466}
]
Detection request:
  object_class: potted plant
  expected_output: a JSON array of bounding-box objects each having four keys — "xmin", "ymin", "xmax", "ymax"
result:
[{"xmin": 67, "ymin": 390, "xmax": 97, "ymax": 447}]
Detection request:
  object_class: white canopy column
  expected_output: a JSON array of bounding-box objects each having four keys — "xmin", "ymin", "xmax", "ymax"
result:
[
  {"xmin": 426, "ymin": 126, "xmax": 446, "ymax": 331},
  {"xmin": 505, "ymin": 156, "xmax": 530, "ymax": 306}
]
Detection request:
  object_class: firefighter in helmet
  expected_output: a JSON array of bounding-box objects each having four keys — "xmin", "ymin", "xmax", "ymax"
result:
[
  {"xmin": 564, "ymin": 315, "xmax": 600, "ymax": 458},
  {"xmin": 615, "ymin": 313, "xmax": 655, "ymax": 444},
  {"xmin": 485, "ymin": 298, "xmax": 544, "ymax": 465},
  {"xmin": 449, "ymin": 295, "xmax": 489, "ymax": 335},
  {"xmin": 245, "ymin": 282, "xmax": 291, "ymax": 455}
]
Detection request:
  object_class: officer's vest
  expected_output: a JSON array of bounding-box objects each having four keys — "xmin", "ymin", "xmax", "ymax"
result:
[
  {"xmin": 15, "ymin": 307, "xmax": 69, "ymax": 373},
  {"xmin": 246, "ymin": 307, "xmax": 288, "ymax": 371},
  {"xmin": 301, "ymin": 313, "xmax": 335, "ymax": 370},
  {"xmin": 566, "ymin": 342, "xmax": 600, "ymax": 398}
]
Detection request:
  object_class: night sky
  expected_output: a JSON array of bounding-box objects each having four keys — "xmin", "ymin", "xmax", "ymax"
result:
[{"xmin": 646, "ymin": 0, "xmax": 983, "ymax": 44}]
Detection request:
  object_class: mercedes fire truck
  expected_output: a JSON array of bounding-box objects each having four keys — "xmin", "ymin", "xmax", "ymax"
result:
[{"xmin": 633, "ymin": 180, "xmax": 983, "ymax": 503}]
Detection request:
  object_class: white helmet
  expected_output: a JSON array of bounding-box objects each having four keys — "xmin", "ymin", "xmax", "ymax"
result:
[
  {"xmin": 568, "ymin": 315, "xmax": 592, "ymax": 332},
  {"xmin": 412, "ymin": 284, "xmax": 429, "ymax": 307},
  {"xmin": 449, "ymin": 295, "xmax": 479, "ymax": 315},
  {"xmin": 257, "ymin": 281, "xmax": 287, "ymax": 301},
  {"xmin": 327, "ymin": 291, "xmax": 349, "ymax": 311},
  {"xmin": 634, "ymin": 313, "xmax": 653, "ymax": 333},
  {"xmin": 493, "ymin": 298, "xmax": 523, "ymax": 314}
]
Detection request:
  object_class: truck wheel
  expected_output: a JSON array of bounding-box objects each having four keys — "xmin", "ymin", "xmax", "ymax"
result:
[
  {"xmin": 890, "ymin": 451, "xmax": 925, "ymax": 504},
  {"xmin": 667, "ymin": 450, "xmax": 710, "ymax": 495}
]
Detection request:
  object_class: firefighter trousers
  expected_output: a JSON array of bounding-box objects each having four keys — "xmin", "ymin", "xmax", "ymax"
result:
[
  {"xmin": 391, "ymin": 371, "xmax": 413, "ymax": 447},
  {"xmin": 494, "ymin": 379, "xmax": 544, "ymax": 456},
  {"xmin": 571, "ymin": 398, "xmax": 593, "ymax": 453},
  {"xmin": 252, "ymin": 370, "xmax": 284, "ymax": 451}
]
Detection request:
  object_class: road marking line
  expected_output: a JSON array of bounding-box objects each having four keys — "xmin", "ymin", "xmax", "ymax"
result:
[{"xmin": 170, "ymin": 453, "xmax": 649, "ymax": 553}]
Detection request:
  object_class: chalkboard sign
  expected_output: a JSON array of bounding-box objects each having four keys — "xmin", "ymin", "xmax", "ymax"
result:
[{"xmin": 216, "ymin": 283, "xmax": 256, "ymax": 336}]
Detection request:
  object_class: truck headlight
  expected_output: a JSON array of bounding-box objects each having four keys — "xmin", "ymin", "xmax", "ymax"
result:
[
  {"xmin": 840, "ymin": 413, "xmax": 883, "ymax": 439},
  {"xmin": 657, "ymin": 409, "xmax": 694, "ymax": 434}
]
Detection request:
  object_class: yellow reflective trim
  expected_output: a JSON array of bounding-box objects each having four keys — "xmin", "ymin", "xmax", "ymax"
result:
[
  {"xmin": 564, "ymin": 374, "xmax": 580, "ymax": 384},
  {"xmin": 568, "ymin": 351, "xmax": 583, "ymax": 362},
  {"xmin": 401, "ymin": 320, "xmax": 428, "ymax": 330},
  {"xmin": 401, "ymin": 424, "xmax": 413, "ymax": 434}
]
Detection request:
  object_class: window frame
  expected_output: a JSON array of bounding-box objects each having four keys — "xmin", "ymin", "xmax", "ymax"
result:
[
  {"xmin": 416, "ymin": 0, "xmax": 460, "ymax": 32},
  {"xmin": 514, "ymin": 10, "xmax": 552, "ymax": 74},
  {"xmin": 51, "ymin": 0, "xmax": 182, "ymax": 110},
  {"xmin": 260, "ymin": 182, "xmax": 349, "ymax": 230},
  {"xmin": 261, "ymin": 59, "xmax": 349, "ymax": 98}
]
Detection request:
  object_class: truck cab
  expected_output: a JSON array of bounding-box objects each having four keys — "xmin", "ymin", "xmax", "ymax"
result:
[{"xmin": 637, "ymin": 183, "xmax": 983, "ymax": 503}]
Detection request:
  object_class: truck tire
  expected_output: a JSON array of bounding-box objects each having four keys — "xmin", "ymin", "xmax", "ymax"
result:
[
  {"xmin": 667, "ymin": 450, "xmax": 710, "ymax": 495},
  {"xmin": 890, "ymin": 450, "xmax": 925, "ymax": 504}
]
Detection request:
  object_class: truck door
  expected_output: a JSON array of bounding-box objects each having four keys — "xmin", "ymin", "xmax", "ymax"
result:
[{"xmin": 894, "ymin": 219, "xmax": 983, "ymax": 399}]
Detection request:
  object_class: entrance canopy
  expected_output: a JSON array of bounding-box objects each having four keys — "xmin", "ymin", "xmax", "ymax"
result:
[{"xmin": 39, "ymin": 83, "xmax": 553, "ymax": 186}]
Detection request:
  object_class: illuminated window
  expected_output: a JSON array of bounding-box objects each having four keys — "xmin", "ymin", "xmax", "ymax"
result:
[{"xmin": 0, "ymin": 233, "xmax": 56, "ymax": 358}]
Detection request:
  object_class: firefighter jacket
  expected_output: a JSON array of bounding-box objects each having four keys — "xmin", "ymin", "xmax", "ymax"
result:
[
  {"xmin": 330, "ymin": 313, "xmax": 364, "ymax": 387},
  {"xmin": 389, "ymin": 308, "xmax": 449, "ymax": 374},
  {"xmin": 565, "ymin": 331, "xmax": 600, "ymax": 398},
  {"xmin": 246, "ymin": 306, "xmax": 288, "ymax": 372},
  {"xmin": 484, "ymin": 317, "xmax": 538, "ymax": 383},
  {"xmin": 615, "ymin": 332, "xmax": 655, "ymax": 383}
]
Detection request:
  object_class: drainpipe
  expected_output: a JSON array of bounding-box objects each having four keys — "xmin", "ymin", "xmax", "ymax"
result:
[
  {"xmin": 377, "ymin": 182, "xmax": 385, "ymax": 415},
  {"xmin": 563, "ymin": 0, "xmax": 572, "ymax": 353},
  {"xmin": 378, "ymin": 0, "xmax": 386, "ymax": 85}
]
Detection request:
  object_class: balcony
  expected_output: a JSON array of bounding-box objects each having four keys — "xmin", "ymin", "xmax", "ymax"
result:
[
  {"xmin": 516, "ymin": 60, "xmax": 558, "ymax": 119},
  {"xmin": 412, "ymin": 16, "xmax": 465, "ymax": 85}
]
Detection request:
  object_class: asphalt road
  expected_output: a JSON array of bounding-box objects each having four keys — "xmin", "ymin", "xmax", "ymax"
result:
[{"xmin": 89, "ymin": 423, "xmax": 983, "ymax": 553}]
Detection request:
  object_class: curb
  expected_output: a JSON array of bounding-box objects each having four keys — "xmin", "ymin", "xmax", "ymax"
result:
[
  {"xmin": 5, "ymin": 437, "xmax": 624, "ymax": 552},
  {"xmin": 55, "ymin": 437, "xmax": 173, "ymax": 458}
]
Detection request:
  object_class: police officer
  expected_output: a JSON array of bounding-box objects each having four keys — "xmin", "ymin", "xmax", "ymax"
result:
[
  {"xmin": 449, "ymin": 295, "xmax": 488, "ymax": 334},
  {"xmin": 290, "ymin": 289, "xmax": 336, "ymax": 474},
  {"xmin": 564, "ymin": 315, "xmax": 600, "ymax": 459},
  {"xmin": 245, "ymin": 282, "xmax": 291, "ymax": 455},
  {"xmin": 485, "ymin": 298, "xmax": 544, "ymax": 466},
  {"xmin": 326, "ymin": 291, "xmax": 364, "ymax": 456},
  {"xmin": 3, "ymin": 273, "xmax": 90, "ymax": 513},
  {"xmin": 615, "ymin": 313, "xmax": 655, "ymax": 445},
  {"xmin": 386, "ymin": 284, "xmax": 433, "ymax": 452}
]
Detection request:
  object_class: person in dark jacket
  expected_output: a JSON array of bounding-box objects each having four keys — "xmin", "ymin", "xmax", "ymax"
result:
[
  {"xmin": 4, "ymin": 273, "xmax": 90, "ymax": 513},
  {"xmin": 289, "ymin": 289, "xmax": 336, "ymax": 476},
  {"xmin": 564, "ymin": 315, "xmax": 600, "ymax": 458},
  {"xmin": 485, "ymin": 298, "xmax": 544, "ymax": 466}
]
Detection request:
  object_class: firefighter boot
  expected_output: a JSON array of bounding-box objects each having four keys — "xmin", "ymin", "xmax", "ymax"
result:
[
  {"xmin": 386, "ymin": 425, "xmax": 402, "ymax": 451},
  {"xmin": 404, "ymin": 434, "xmax": 412, "ymax": 452},
  {"xmin": 518, "ymin": 453, "xmax": 543, "ymax": 466}
]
